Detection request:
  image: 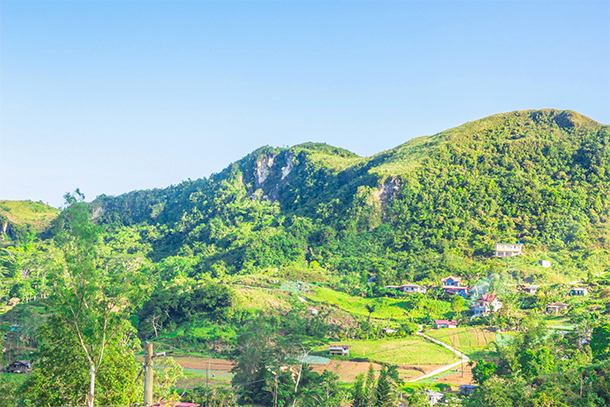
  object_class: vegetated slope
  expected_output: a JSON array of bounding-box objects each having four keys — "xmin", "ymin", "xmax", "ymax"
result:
[
  {"xmin": 0, "ymin": 200, "xmax": 60, "ymax": 243},
  {"xmin": 90, "ymin": 109, "xmax": 610, "ymax": 282}
]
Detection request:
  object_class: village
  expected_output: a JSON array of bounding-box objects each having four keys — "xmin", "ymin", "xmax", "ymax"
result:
[
  {"xmin": 0, "ymin": 241, "xmax": 604, "ymax": 407},
  {"xmin": 319, "ymin": 242, "xmax": 597, "ymax": 405}
]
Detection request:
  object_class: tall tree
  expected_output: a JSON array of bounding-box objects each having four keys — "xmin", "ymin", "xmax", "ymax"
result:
[
  {"xmin": 351, "ymin": 374, "xmax": 366, "ymax": 407},
  {"xmin": 42, "ymin": 190, "xmax": 146, "ymax": 406},
  {"xmin": 364, "ymin": 362, "xmax": 377, "ymax": 406}
]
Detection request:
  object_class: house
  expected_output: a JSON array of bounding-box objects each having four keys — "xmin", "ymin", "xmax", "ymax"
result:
[
  {"xmin": 385, "ymin": 283, "xmax": 427, "ymax": 294},
  {"xmin": 382, "ymin": 328, "xmax": 398, "ymax": 334},
  {"xmin": 459, "ymin": 384, "xmax": 478, "ymax": 396},
  {"xmin": 6, "ymin": 360, "xmax": 31, "ymax": 374},
  {"xmin": 570, "ymin": 288, "xmax": 588, "ymax": 296},
  {"xmin": 524, "ymin": 285, "xmax": 539, "ymax": 295},
  {"xmin": 442, "ymin": 286, "xmax": 469, "ymax": 297},
  {"xmin": 307, "ymin": 307, "xmax": 318, "ymax": 315},
  {"xmin": 424, "ymin": 390, "xmax": 444, "ymax": 405},
  {"xmin": 546, "ymin": 302, "xmax": 569, "ymax": 314},
  {"xmin": 328, "ymin": 345, "xmax": 351, "ymax": 356},
  {"xmin": 441, "ymin": 276, "xmax": 462, "ymax": 287},
  {"xmin": 539, "ymin": 260, "xmax": 551, "ymax": 268},
  {"xmin": 494, "ymin": 243, "xmax": 523, "ymax": 257},
  {"xmin": 471, "ymin": 294, "xmax": 503, "ymax": 317},
  {"xmin": 434, "ymin": 320, "xmax": 458, "ymax": 329}
]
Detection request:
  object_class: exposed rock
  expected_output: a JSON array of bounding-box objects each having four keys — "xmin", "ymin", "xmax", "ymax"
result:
[
  {"xmin": 281, "ymin": 153, "xmax": 294, "ymax": 180},
  {"xmin": 374, "ymin": 177, "xmax": 401, "ymax": 206},
  {"xmin": 255, "ymin": 154, "xmax": 276, "ymax": 186}
]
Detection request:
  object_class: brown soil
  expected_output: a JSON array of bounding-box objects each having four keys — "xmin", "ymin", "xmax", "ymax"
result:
[
  {"xmin": 172, "ymin": 356, "xmax": 471, "ymax": 387},
  {"xmin": 311, "ymin": 360, "xmax": 440, "ymax": 383},
  {"xmin": 173, "ymin": 356, "xmax": 235, "ymax": 371},
  {"xmin": 429, "ymin": 362, "xmax": 474, "ymax": 387}
]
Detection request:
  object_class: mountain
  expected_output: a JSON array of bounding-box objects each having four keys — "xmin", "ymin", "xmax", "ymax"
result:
[
  {"xmin": 0, "ymin": 200, "xmax": 60, "ymax": 244},
  {"xmin": 90, "ymin": 109, "xmax": 610, "ymax": 282}
]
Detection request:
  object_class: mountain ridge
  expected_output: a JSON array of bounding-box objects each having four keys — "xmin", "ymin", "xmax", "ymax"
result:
[{"xmin": 80, "ymin": 108, "xmax": 610, "ymax": 281}]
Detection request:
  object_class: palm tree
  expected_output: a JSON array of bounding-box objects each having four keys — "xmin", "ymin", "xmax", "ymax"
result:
[{"xmin": 365, "ymin": 304, "xmax": 376, "ymax": 323}]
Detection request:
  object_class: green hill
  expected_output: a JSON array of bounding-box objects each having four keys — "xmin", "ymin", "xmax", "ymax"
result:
[
  {"xmin": 89, "ymin": 109, "xmax": 610, "ymax": 284},
  {"xmin": 0, "ymin": 200, "xmax": 60, "ymax": 244}
]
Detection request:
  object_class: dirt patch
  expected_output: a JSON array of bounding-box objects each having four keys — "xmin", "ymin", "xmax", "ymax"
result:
[
  {"xmin": 428, "ymin": 362, "xmax": 474, "ymax": 387},
  {"xmin": 173, "ymin": 356, "xmax": 235, "ymax": 371},
  {"xmin": 171, "ymin": 355, "xmax": 463, "ymax": 387},
  {"xmin": 311, "ymin": 360, "xmax": 441, "ymax": 383}
]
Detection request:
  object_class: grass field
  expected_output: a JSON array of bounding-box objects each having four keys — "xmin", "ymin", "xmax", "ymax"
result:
[
  {"xmin": 306, "ymin": 286, "xmax": 412, "ymax": 321},
  {"xmin": 425, "ymin": 327, "xmax": 497, "ymax": 359},
  {"xmin": 233, "ymin": 286, "xmax": 291, "ymax": 312},
  {"xmin": 317, "ymin": 337, "xmax": 457, "ymax": 366},
  {"xmin": 543, "ymin": 315, "xmax": 575, "ymax": 330},
  {"xmin": 0, "ymin": 200, "xmax": 60, "ymax": 230}
]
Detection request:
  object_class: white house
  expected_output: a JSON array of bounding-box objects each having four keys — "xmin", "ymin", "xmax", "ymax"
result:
[
  {"xmin": 386, "ymin": 283, "xmax": 427, "ymax": 294},
  {"xmin": 424, "ymin": 390, "xmax": 444, "ymax": 405},
  {"xmin": 524, "ymin": 285, "xmax": 539, "ymax": 295},
  {"xmin": 539, "ymin": 260, "xmax": 551, "ymax": 268},
  {"xmin": 494, "ymin": 243, "xmax": 523, "ymax": 257},
  {"xmin": 328, "ymin": 345, "xmax": 351, "ymax": 356},
  {"xmin": 471, "ymin": 294, "xmax": 503, "ymax": 317}
]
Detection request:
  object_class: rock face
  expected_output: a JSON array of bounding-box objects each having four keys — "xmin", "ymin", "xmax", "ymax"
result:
[
  {"xmin": 374, "ymin": 177, "xmax": 401, "ymax": 206},
  {"xmin": 254, "ymin": 154, "xmax": 277, "ymax": 187},
  {"xmin": 281, "ymin": 153, "xmax": 294, "ymax": 181}
]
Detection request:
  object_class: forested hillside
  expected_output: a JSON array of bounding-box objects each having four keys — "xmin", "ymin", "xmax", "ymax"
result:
[
  {"xmin": 3, "ymin": 109, "xmax": 610, "ymax": 406},
  {"xmin": 0, "ymin": 201, "xmax": 59, "ymax": 244},
  {"xmin": 90, "ymin": 109, "xmax": 610, "ymax": 284}
]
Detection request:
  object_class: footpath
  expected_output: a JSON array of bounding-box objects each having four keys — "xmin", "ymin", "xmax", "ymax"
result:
[{"xmin": 408, "ymin": 331, "xmax": 470, "ymax": 383}]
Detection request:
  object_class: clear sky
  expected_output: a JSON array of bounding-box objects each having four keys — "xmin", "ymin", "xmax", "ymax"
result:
[{"xmin": 1, "ymin": 1, "xmax": 609, "ymax": 207}]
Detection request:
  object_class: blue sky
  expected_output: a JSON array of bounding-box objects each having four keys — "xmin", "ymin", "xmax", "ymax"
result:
[{"xmin": 1, "ymin": 1, "xmax": 609, "ymax": 207}]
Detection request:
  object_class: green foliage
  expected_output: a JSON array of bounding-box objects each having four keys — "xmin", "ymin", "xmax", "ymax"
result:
[
  {"xmin": 0, "ymin": 200, "xmax": 59, "ymax": 244},
  {"xmin": 471, "ymin": 359, "xmax": 497, "ymax": 384},
  {"xmin": 182, "ymin": 384, "xmax": 238, "ymax": 406},
  {"xmin": 591, "ymin": 322, "xmax": 610, "ymax": 358},
  {"xmin": 23, "ymin": 315, "xmax": 140, "ymax": 406},
  {"xmin": 26, "ymin": 191, "xmax": 148, "ymax": 406},
  {"xmin": 138, "ymin": 278, "xmax": 235, "ymax": 338},
  {"xmin": 75, "ymin": 110, "xmax": 609, "ymax": 309}
]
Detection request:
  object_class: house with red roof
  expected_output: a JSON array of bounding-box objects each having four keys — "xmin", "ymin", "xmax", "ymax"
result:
[
  {"xmin": 546, "ymin": 302, "xmax": 569, "ymax": 314},
  {"xmin": 434, "ymin": 320, "xmax": 458, "ymax": 329},
  {"xmin": 471, "ymin": 293, "xmax": 503, "ymax": 317}
]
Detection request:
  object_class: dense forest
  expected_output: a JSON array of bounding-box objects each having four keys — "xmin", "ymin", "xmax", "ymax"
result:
[{"xmin": 88, "ymin": 109, "xmax": 610, "ymax": 283}]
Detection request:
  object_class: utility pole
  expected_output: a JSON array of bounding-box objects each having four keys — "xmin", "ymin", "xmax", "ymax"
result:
[
  {"xmin": 206, "ymin": 357, "xmax": 210, "ymax": 386},
  {"xmin": 273, "ymin": 373, "xmax": 278, "ymax": 407},
  {"xmin": 144, "ymin": 342, "xmax": 154, "ymax": 407}
]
